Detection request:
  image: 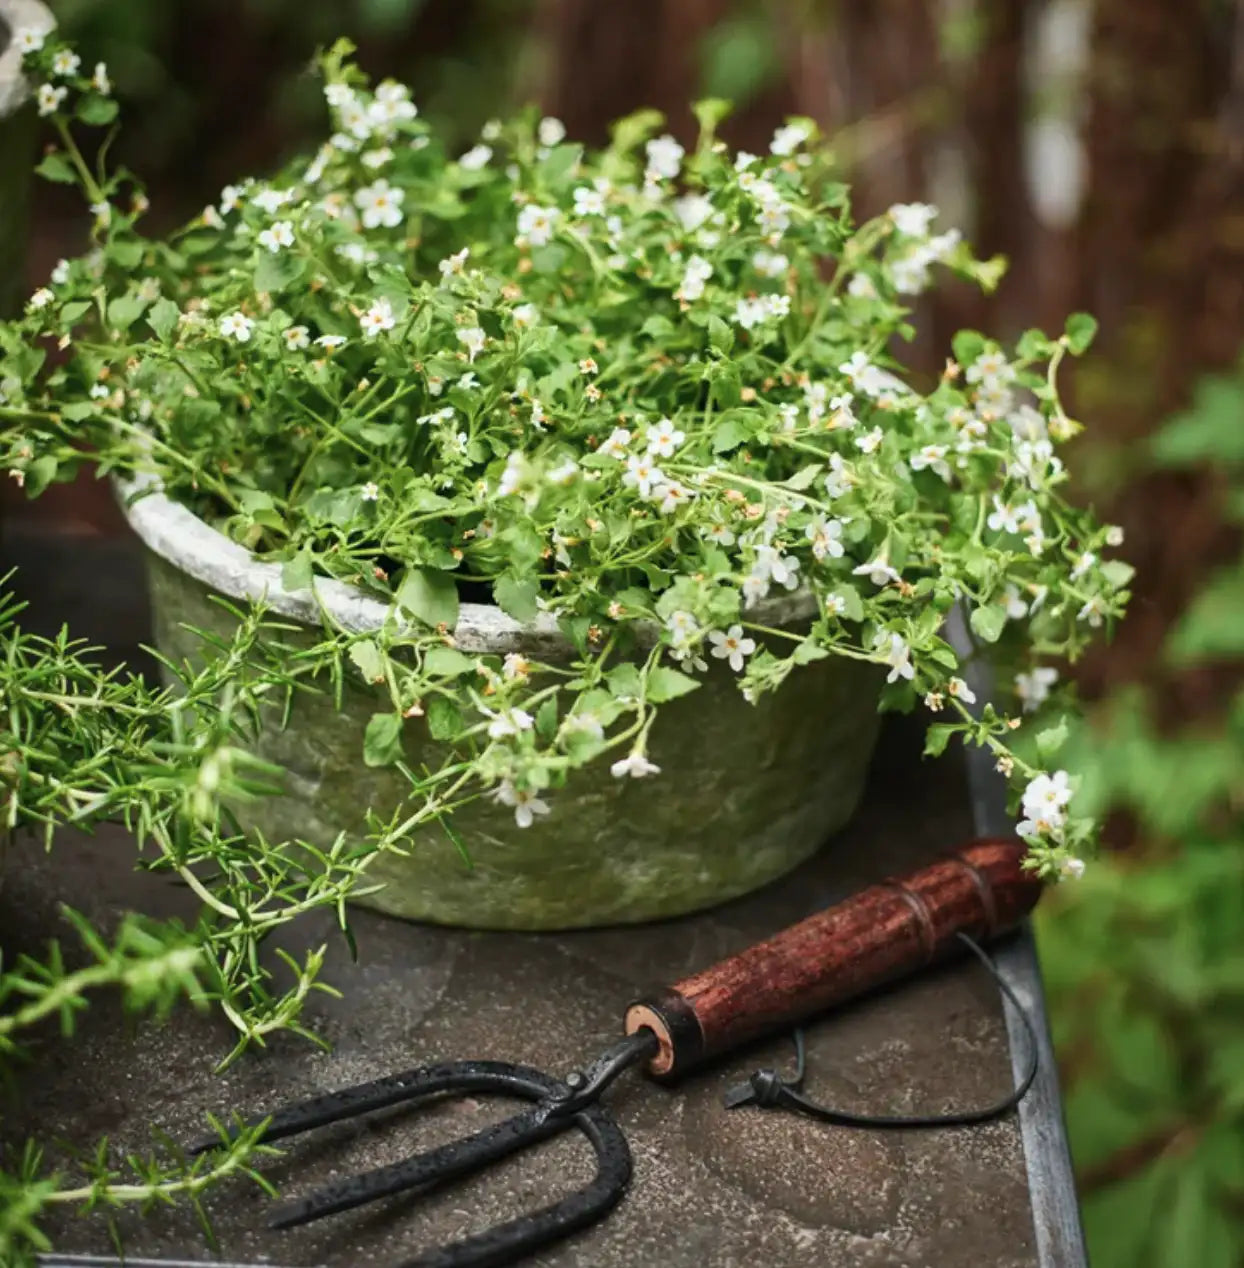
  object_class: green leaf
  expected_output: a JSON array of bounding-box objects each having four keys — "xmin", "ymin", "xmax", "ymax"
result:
[
  {"xmin": 830, "ymin": 585, "xmax": 864, "ymax": 622},
  {"xmin": 61, "ymin": 402, "xmax": 95, "ymax": 422},
  {"xmin": 77, "ymin": 95, "xmax": 119, "ymax": 126},
  {"xmin": 792, "ymin": 641, "xmax": 829, "ymax": 665},
  {"xmin": 707, "ymin": 315, "xmax": 734, "ymax": 354},
  {"xmin": 646, "ymin": 666, "xmax": 700, "ymax": 703},
  {"xmin": 969, "ymin": 604, "xmax": 1007, "ymax": 644},
  {"xmin": 952, "ymin": 330, "xmax": 986, "ymax": 368},
  {"xmin": 363, "ymin": 713, "xmax": 404, "ymax": 767},
  {"xmin": 1100, "ymin": 559, "xmax": 1135, "ymax": 590},
  {"xmin": 640, "ymin": 315, "xmax": 676, "ymax": 340},
  {"xmin": 692, "ymin": 97, "xmax": 733, "ymax": 136},
  {"xmin": 1152, "ymin": 375, "xmax": 1244, "ymax": 468},
  {"xmin": 424, "ymin": 646, "xmax": 476, "ymax": 678},
  {"xmin": 924, "ymin": 724, "xmax": 957, "ymax": 758},
  {"xmin": 1036, "ymin": 719, "xmax": 1069, "ymax": 761},
  {"xmin": 255, "ymin": 250, "xmax": 307, "ymax": 294},
  {"xmin": 349, "ymin": 639, "xmax": 387, "ymax": 684},
  {"xmin": 707, "ymin": 360, "xmax": 741, "ymax": 408},
  {"xmin": 106, "ymin": 293, "xmax": 150, "ymax": 332},
  {"xmin": 59, "ymin": 301, "xmax": 91, "ymax": 325},
  {"xmin": 109, "ymin": 240, "xmax": 144, "ymax": 270},
  {"xmin": 539, "ymin": 142, "xmax": 583, "ymax": 185},
  {"xmin": 147, "ymin": 297, "xmax": 181, "ymax": 342},
  {"xmin": 425, "ymin": 696, "xmax": 462, "ymax": 741},
  {"xmin": 396, "ymin": 568, "xmax": 460, "ymax": 629},
  {"xmin": 281, "ymin": 551, "xmax": 314, "ymax": 593},
  {"xmin": 1016, "ymin": 328, "xmax": 1053, "ymax": 359},
  {"xmin": 535, "ymin": 696, "xmax": 559, "ymax": 740},
  {"xmin": 35, "ymin": 152, "xmax": 78, "ymax": 184},
  {"xmin": 494, "ymin": 575, "xmax": 540, "ymax": 625},
  {"xmin": 530, "ymin": 243, "xmax": 569, "ymax": 274},
  {"xmin": 712, "ymin": 418, "xmax": 749, "ymax": 454},
  {"xmin": 606, "ymin": 663, "xmax": 643, "ymax": 699},
  {"xmin": 785, "ymin": 463, "xmax": 822, "ymax": 491},
  {"xmin": 1064, "ymin": 312, "xmax": 1098, "ymax": 355}
]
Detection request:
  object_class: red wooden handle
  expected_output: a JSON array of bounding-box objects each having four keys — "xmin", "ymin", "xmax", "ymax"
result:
[{"xmin": 623, "ymin": 838, "xmax": 1041, "ymax": 1078}]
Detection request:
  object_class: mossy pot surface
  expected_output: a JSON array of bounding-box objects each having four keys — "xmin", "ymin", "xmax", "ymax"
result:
[{"xmin": 117, "ymin": 471, "xmax": 884, "ymax": 930}]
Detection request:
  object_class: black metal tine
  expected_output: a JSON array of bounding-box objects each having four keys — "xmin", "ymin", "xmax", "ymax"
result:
[
  {"xmin": 270, "ymin": 1100, "xmax": 569, "ymax": 1229},
  {"xmin": 190, "ymin": 1061, "xmax": 526, "ymax": 1155}
]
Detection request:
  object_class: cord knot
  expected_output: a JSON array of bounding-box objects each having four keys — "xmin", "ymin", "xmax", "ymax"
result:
[{"xmin": 748, "ymin": 1069, "xmax": 786, "ymax": 1107}]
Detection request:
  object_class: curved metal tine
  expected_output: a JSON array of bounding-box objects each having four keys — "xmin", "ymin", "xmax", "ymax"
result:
[
  {"xmin": 398, "ymin": 1103, "xmax": 632, "ymax": 1268},
  {"xmin": 269, "ymin": 1099, "xmax": 568, "ymax": 1229},
  {"xmin": 190, "ymin": 1061, "xmax": 525, "ymax": 1155}
]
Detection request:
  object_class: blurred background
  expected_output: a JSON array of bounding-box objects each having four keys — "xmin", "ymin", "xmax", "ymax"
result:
[{"xmin": 5, "ymin": 2, "xmax": 1244, "ymax": 1263}]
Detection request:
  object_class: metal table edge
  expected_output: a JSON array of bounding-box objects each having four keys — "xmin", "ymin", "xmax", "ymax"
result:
[{"xmin": 952, "ymin": 609, "xmax": 1089, "ymax": 1268}]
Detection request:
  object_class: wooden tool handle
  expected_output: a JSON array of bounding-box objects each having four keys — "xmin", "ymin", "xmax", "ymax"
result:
[{"xmin": 624, "ymin": 838, "xmax": 1041, "ymax": 1079}]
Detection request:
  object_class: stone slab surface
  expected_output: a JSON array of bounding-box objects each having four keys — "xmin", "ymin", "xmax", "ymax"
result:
[{"xmin": 1, "ymin": 722, "xmax": 1037, "ymax": 1268}]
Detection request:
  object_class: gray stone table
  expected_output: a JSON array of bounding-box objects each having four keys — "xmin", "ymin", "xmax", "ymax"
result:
[{"xmin": 0, "ymin": 529, "xmax": 1085, "ymax": 1268}]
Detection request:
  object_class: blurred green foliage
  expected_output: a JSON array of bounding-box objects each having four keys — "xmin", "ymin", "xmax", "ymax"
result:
[{"xmin": 1038, "ymin": 360, "xmax": 1244, "ymax": 1268}]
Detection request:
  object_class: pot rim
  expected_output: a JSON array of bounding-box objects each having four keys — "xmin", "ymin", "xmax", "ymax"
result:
[
  {"xmin": 0, "ymin": 0, "xmax": 56, "ymax": 118},
  {"xmin": 114, "ymin": 468, "xmax": 817, "ymax": 655}
]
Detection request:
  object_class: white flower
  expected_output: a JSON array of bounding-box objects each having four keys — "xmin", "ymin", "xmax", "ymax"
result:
[
  {"xmin": 219, "ymin": 311, "xmax": 254, "ymax": 343},
  {"xmin": 89, "ymin": 383, "xmax": 110, "ymax": 400},
  {"xmin": 15, "ymin": 28, "xmax": 47, "ymax": 54},
  {"xmin": 252, "ymin": 186, "xmax": 296, "ymax": 215},
  {"xmin": 987, "ymin": 497, "xmax": 1022, "ymax": 535},
  {"xmin": 354, "ymin": 179, "xmax": 404, "ymax": 230},
  {"xmin": 677, "ymin": 254, "xmax": 712, "ymax": 302},
  {"xmin": 1010, "ymin": 404, "xmax": 1047, "ymax": 441},
  {"xmin": 855, "ymin": 427, "xmax": 883, "ymax": 454},
  {"xmin": 538, "ymin": 116, "xmax": 566, "ymax": 147},
  {"xmin": 853, "ymin": 554, "xmax": 900, "ymax": 587},
  {"xmin": 1016, "ymin": 667, "xmax": 1059, "ymax": 712},
  {"xmin": 909, "ymin": 444, "xmax": 951, "ymax": 481},
  {"xmin": 1010, "ymin": 438, "xmax": 1063, "ymax": 490},
  {"xmin": 547, "ymin": 458, "xmax": 579, "ymax": 486},
  {"xmin": 369, "ymin": 80, "xmax": 418, "ymax": 128},
  {"xmin": 702, "ymin": 521, "xmax": 736, "ymax": 548},
  {"xmin": 757, "ymin": 200, "xmax": 791, "ymax": 238},
  {"xmin": 1077, "ymin": 595, "xmax": 1108, "ymax": 627},
  {"xmin": 734, "ymin": 293, "xmax": 790, "ymax": 330},
  {"xmin": 645, "ymin": 418, "xmax": 685, "ymax": 457},
  {"xmin": 879, "ymin": 633, "xmax": 915, "ymax": 683},
  {"xmin": 1020, "ymin": 771, "xmax": 1073, "ymax": 835},
  {"xmin": 672, "ymin": 193, "xmax": 714, "ymax": 232},
  {"xmin": 92, "ymin": 62, "xmax": 112, "ymax": 95},
  {"xmin": 457, "ymin": 326, "xmax": 486, "ymax": 362},
  {"xmin": 360, "ymin": 481, "xmax": 380, "ymax": 501},
  {"xmin": 770, "ymin": 121, "xmax": 810, "ymax": 156},
  {"xmin": 947, "ymin": 677, "xmax": 977, "ymax": 705},
  {"xmin": 486, "ymin": 707, "xmax": 535, "ymax": 740},
  {"xmin": 654, "ymin": 480, "xmax": 693, "ymax": 514},
  {"xmin": 665, "ymin": 610, "xmax": 700, "ymax": 648},
  {"xmin": 735, "ymin": 150, "xmax": 759, "ymax": 171},
  {"xmin": 493, "ymin": 779, "xmax": 550, "ymax": 829},
  {"xmin": 623, "ymin": 454, "xmax": 664, "ymax": 498},
  {"xmin": 600, "ymin": 427, "xmax": 631, "ymax": 459},
  {"xmin": 359, "ymin": 298, "xmax": 396, "ymax": 340},
  {"xmin": 219, "ymin": 184, "xmax": 243, "ymax": 214},
  {"xmin": 516, "ymin": 203, "xmax": 561, "ymax": 247},
  {"xmin": 459, "ymin": 144, "xmax": 493, "ymax": 170},
  {"xmin": 966, "ymin": 349, "xmax": 1014, "ymax": 386},
  {"xmin": 847, "ymin": 273, "xmax": 877, "ymax": 299},
  {"xmin": 645, "ymin": 134, "xmax": 685, "ymax": 180},
  {"xmin": 1105, "ymin": 525, "xmax": 1125, "ymax": 548},
  {"xmin": 37, "ymin": 84, "xmax": 67, "ymax": 116},
  {"xmin": 438, "ymin": 247, "xmax": 470, "ymax": 280},
  {"xmin": 889, "ymin": 202, "xmax": 937, "ymax": 237},
  {"xmin": 823, "ymin": 454, "xmax": 852, "ymax": 499},
  {"xmin": 709, "ymin": 624, "xmax": 756, "ymax": 672},
  {"xmin": 752, "ymin": 249, "xmax": 789, "ymax": 278},
  {"xmin": 52, "ymin": 49, "xmax": 81, "ymax": 77},
  {"xmin": 611, "ymin": 752, "xmax": 661, "ymax": 779},
  {"xmin": 1071, "ymin": 551, "xmax": 1096, "ymax": 580},
  {"xmin": 283, "ymin": 325, "xmax": 310, "ymax": 351},
  {"xmin": 1003, "ymin": 585, "xmax": 1029, "ymax": 620},
  {"xmin": 201, "ymin": 205, "xmax": 225, "ymax": 230},
  {"xmin": 805, "ymin": 516, "xmax": 845, "ymax": 561},
  {"xmin": 1059, "ymin": 857, "xmax": 1087, "ymax": 881},
  {"xmin": 573, "ymin": 186, "xmax": 606, "ymax": 217},
  {"xmin": 90, "ymin": 200, "xmax": 111, "ymax": 226},
  {"xmin": 27, "ymin": 288, "xmax": 54, "ymax": 311},
  {"xmin": 528, "ymin": 398, "xmax": 547, "ymax": 432},
  {"xmin": 511, "ymin": 302, "xmax": 538, "ymax": 329},
  {"xmin": 50, "ymin": 259, "xmax": 71, "ymax": 286},
  {"xmin": 823, "ymin": 593, "xmax": 848, "ymax": 617},
  {"xmin": 316, "ymin": 333, "xmax": 347, "ymax": 349},
  {"xmin": 502, "ymin": 653, "xmax": 530, "ymax": 682},
  {"xmin": 257, "ymin": 219, "xmax": 295, "ymax": 253}
]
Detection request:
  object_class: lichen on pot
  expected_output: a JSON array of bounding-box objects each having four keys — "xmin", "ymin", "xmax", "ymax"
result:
[{"xmin": 121, "ymin": 469, "xmax": 883, "ymax": 929}]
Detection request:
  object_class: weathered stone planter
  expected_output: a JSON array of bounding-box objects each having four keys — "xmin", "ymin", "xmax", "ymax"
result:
[
  {"xmin": 0, "ymin": 0, "xmax": 55, "ymax": 316},
  {"xmin": 118, "ymin": 471, "xmax": 884, "ymax": 930}
]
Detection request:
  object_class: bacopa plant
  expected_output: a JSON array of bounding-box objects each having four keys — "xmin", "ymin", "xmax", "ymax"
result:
[{"xmin": 2, "ymin": 33, "xmax": 1131, "ymax": 885}]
